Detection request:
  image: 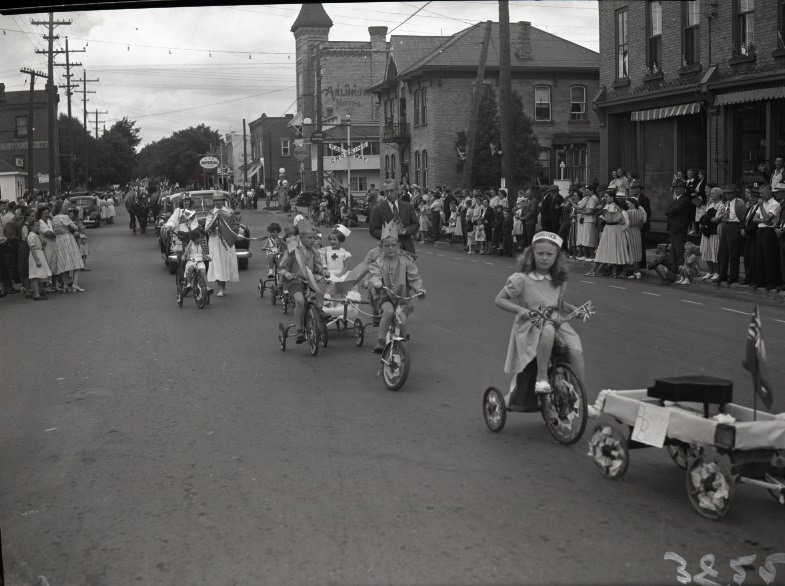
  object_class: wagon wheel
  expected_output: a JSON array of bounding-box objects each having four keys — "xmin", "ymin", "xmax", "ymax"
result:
[
  {"xmin": 482, "ymin": 386, "xmax": 507, "ymax": 433},
  {"xmin": 686, "ymin": 452, "xmax": 733, "ymax": 520},
  {"xmin": 588, "ymin": 423, "xmax": 629, "ymax": 480},
  {"xmin": 353, "ymin": 318, "xmax": 364, "ymax": 347},
  {"xmin": 667, "ymin": 443, "xmax": 702, "ymax": 470}
]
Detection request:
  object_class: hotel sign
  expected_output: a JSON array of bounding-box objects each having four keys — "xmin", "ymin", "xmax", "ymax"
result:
[{"xmin": 0, "ymin": 141, "xmax": 48, "ymax": 150}]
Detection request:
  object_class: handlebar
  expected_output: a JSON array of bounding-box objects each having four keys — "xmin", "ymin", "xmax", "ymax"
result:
[{"xmin": 380, "ymin": 285, "xmax": 425, "ymax": 302}]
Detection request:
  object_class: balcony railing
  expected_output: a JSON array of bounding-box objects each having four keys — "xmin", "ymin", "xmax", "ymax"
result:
[{"xmin": 382, "ymin": 122, "xmax": 410, "ymax": 143}]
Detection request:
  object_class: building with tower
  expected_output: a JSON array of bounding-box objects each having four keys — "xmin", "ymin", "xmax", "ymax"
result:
[{"xmin": 291, "ymin": 4, "xmax": 386, "ymax": 199}]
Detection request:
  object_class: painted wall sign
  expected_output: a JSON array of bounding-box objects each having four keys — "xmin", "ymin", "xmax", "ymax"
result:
[{"xmin": 0, "ymin": 141, "xmax": 48, "ymax": 150}]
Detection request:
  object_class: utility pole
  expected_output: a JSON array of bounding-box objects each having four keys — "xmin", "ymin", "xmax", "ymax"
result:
[
  {"xmin": 499, "ymin": 1, "xmax": 515, "ymax": 206},
  {"xmin": 74, "ymin": 70, "xmax": 99, "ymax": 188},
  {"xmin": 315, "ymin": 42, "xmax": 323, "ymax": 193},
  {"xmin": 54, "ymin": 37, "xmax": 84, "ymax": 189},
  {"xmin": 94, "ymin": 109, "xmax": 108, "ymax": 139},
  {"xmin": 463, "ymin": 21, "xmax": 493, "ymax": 190},
  {"xmin": 20, "ymin": 68, "xmax": 47, "ymax": 196},
  {"xmin": 32, "ymin": 12, "xmax": 72, "ymax": 197},
  {"xmin": 242, "ymin": 119, "xmax": 248, "ymax": 191}
]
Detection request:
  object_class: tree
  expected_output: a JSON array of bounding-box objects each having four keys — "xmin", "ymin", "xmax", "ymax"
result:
[
  {"xmin": 136, "ymin": 124, "xmax": 221, "ymax": 188},
  {"xmin": 456, "ymin": 85, "xmax": 540, "ymax": 190},
  {"xmin": 92, "ymin": 118, "xmax": 141, "ymax": 186}
]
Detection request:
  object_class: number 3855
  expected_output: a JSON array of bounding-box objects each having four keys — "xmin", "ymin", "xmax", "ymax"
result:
[{"xmin": 665, "ymin": 552, "xmax": 785, "ymax": 585}]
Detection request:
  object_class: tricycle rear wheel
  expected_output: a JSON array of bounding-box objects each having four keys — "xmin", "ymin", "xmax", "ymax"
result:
[{"xmin": 541, "ymin": 363, "xmax": 587, "ymax": 445}]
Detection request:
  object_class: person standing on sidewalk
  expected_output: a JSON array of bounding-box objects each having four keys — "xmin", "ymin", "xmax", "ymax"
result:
[
  {"xmin": 664, "ymin": 179, "xmax": 692, "ymax": 271},
  {"xmin": 741, "ymin": 189, "xmax": 760, "ymax": 285},
  {"xmin": 714, "ymin": 184, "xmax": 746, "ymax": 284},
  {"xmin": 752, "ymin": 185, "xmax": 782, "ymax": 291},
  {"xmin": 775, "ymin": 192, "xmax": 785, "ymax": 292}
]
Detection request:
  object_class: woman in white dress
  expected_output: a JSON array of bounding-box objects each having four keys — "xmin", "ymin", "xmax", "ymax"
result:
[
  {"xmin": 205, "ymin": 197, "xmax": 239, "ymax": 297},
  {"xmin": 99, "ymin": 196, "xmax": 109, "ymax": 224},
  {"xmin": 106, "ymin": 195, "xmax": 117, "ymax": 223},
  {"xmin": 585, "ymin": 188, "xmax": 631, "ymax": 278},
  {"xmin": 37, "ymin": 206, "xmax": 56, "ymax": 290},
  {"xmin": 698, "ymin": 187, "xmax": 725, "ymax": 279}
]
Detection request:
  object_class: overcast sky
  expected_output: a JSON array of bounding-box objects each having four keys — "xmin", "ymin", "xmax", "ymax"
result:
[{"xmin": 0, "ymin": 1, "xmax": 599, "ymax": 148}]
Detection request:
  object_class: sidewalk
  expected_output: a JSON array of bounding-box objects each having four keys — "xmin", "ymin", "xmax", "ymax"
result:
[{"xmin": 247, "ymin": 207, "xmax": 785, "ymax": 305}]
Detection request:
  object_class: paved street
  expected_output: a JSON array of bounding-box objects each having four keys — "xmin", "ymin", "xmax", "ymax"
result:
[{"xmin": 2, "ymin": 206, "xmax": 785, "ymax": 586}]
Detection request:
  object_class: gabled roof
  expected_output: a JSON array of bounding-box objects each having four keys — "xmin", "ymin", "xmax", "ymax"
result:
[
  {"xmin": 370, "ymin": 21, "xmax": 598, "ymax": 90},
  {"xmin": 0, "ymin": 159, "xmax": 23, "ymax": 173},
  {"xmin": 290, "ymin": 3, "xmax": 333, "ymax": 33}
]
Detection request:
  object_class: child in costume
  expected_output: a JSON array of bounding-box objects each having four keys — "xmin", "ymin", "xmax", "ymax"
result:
[
  {"xmin": 264, "ymin": 222, "xmax": 284, "ymax": 278},
  {"xmin": 181, "ymin": 228, "xmax": 210, "ymax": 297},
  {"xmin": 494, "ymin": 231, "xmax": 586, "ymax": 405},
  {"xmin": 277, "ymin": 218, "xmax": 331, "ymax": 344},
  {"xmin": 319, "ymin": 225, "xmax": 352, "ymax": 279},
  {"xmin": 676, "ymin": 241, "xmax": 702, "ymax": 285},
  {"xmin": 367, "ymin": 220, "xmax": 426, "ymax": 354},
  {"xmin": 648, "ymin": 243, "xmax": 678, "ymax": 284}
]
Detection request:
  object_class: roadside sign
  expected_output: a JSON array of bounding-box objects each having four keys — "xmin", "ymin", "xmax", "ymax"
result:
[
  {"xmin": 200, "ymin": 156, "xmax": 219, "ymax": 169},
  {"xmin": 293, "ymin": 145, "xmax": 309, "ymax": 162},
  {"xmin": 310, "ymin": 130, "xmax": 324, "ymax": 144}
]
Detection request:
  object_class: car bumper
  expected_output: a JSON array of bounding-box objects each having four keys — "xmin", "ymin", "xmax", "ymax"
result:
[
  {"xmin": 83, "ymin": 217, "xmax": 99, "ymax": 226},
  {"xmin": 235, "ymin": 249, "xmax": 251, "ymax": 260}
]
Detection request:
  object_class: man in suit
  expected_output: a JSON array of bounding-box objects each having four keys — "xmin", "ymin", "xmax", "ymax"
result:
[
  {"xmin": 521, "ymin": 190, "xmax": 539, "ymax": 248},
  {"xmin": 752, "ymin": 184, "xmax": 782, "ymax": 290},
  {"xmin": 775, "ymin": 190, "xmax": 785, "ymax": 292},
  {"xmin": 369, "ymin": 180, "xmax": 419, "ymax": 256},
  {"xmin": 664, "ymin": 178, "xmax": 692, "ymax": 270},
  {"xmin": 629, "ymin": 179, "xmax": 650, "ymax": 269},
  {"xmin": 741, "ymin": 189, "xmax": 760, "ymax": 285},
  {"xmin": 549, "ymin": 185, "xmax": 565, "ymax": 232},
  {"xmin": 540, "ymin": 186, "xmax": 555, "ymax": 232},
  {"xmin": 714, "ymin": 184, "xmax": 747, "ymax": 284}
]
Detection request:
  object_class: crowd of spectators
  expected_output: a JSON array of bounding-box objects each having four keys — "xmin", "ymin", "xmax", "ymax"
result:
[{"xmin": 0, "ymin": 189, "xmax": 112, "ymax": 300}]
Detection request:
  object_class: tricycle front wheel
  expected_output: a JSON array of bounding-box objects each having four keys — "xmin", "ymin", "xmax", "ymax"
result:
[
  {"xmin": 541, "ymin": 363, "xmax": 587, "ymax": 445},
  {"xmin": 483, "ymin": 387, "xmax": 507, "ymax": 433}
]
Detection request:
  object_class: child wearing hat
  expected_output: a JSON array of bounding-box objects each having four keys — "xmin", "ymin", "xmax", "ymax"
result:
[
  {"xmin": 320, "ymin": 225, "xmax": 352, "ymax": 279},
  {"xmin": 367, "ymin": 220, "xmax": 426, "ymax": 354},
  {"xmin": 495, "ymin": 231, "xmax": 585, "ymax": 401},
  {"xmin": 180, "ymin": 228, "xmax": 210, "ymax": 297},
  {"xmin": 277, "ymin": 218, "xmax": 331, "ymax": 344}
]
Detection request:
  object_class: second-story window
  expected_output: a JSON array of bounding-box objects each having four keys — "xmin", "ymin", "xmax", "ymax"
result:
[
  {"xmin": 570, "ymin": 86, "xmax": 586, "ymax": 121},
  {"xmin": 413, "ymin": 91, "xmax": 420, "ymax": 126},
  {"xmin": 414, "ymin": 150, "xmax": 420, "ymax": 184},
  {"xmin": 535, "ymin": 86, "xmax": 551, "ymax": 121},
  {"xmin": 683, "ymin": 0, "xmax": 701, "ymax": 65},
  {"xmin": 421, "ymin": 88, "xmax": 427, "ymax": 125},
  {"xmin": 647, "ymin": 1, "xmax": 662, "ymax": 72},
  {"xmin": 384, "ymin": 100, "xmax": 390, "ymax": 125},
  {"xmin": 737, "ymin": 0, "xmax": 755, "ymax": 55},
  {"xmin": 422, "ymin": 150, "xmax": 428, "ymax": 189},
  {"xmin": 385, "ymin": 154, "xmax": 390, "ymax": 179},
  {"xmin": 616, "ymin": 8, "xmax": 629, "ymax": 79},
  {"xmin": 16, "ymin": 116, "xmax": 28, "ymax": 137},
  {"xmin": 779, "ymin": 0, "xmax": 785, "ymax": 48},
  {"xmin": 281, "ymin": 139, "xmax": 290, "ymax": 157}
]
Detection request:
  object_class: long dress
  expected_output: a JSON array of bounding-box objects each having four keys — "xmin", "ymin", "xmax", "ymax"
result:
[
  {"xmin": 100, "ymin": 199, "xmax": 109, "ymax": 220},
  {"xmin": 206, "ymin": 210, "xmax": 239, "ymax": 283},
  {"xmin": 27, "ymin": 232, "xmax": 52, "ymax": 279},
  {"xmin": 50, "ymin": 214, "xmax": 84, "ymax": 274},
  {"xmin": 106, "ymin": 197, "xmax": 117, "ymax": 221},
  {"xmin": 503, "ymin": 272, "xmax": 582, "ymax": 378},
  {"xmin": 699, "ymin": 200, "xmax": 725, "ymax": 263},
  {"xmin": 576, "ymin": 195, "xmax": 600, "ymax": 248},
  {"xmin": 594, "ymin": 204, "xmax": 632, "ymax": 265},
  {"xmin": 18, "ymin": 225, "xmax": 31, "ymax": 281},
  {"xmin": 624, "ymin": 207, "xmax": 646, "ymax": 265},
  {"xmin": 39, "ymin": 218, "xmax": 56, "ymax": 267}
]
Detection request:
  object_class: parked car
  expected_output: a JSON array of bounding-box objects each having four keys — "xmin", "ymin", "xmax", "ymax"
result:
[
  {"xmin": 296, "ymin": 191, "xmax": 319, "ymax": 207},
  {"xmin": 68, "ymin": 194, "xmax": 101, "ymax": 228},
  {"xmin": 159, "ymin": 191, "xmax": 251, "ymax": 273}
]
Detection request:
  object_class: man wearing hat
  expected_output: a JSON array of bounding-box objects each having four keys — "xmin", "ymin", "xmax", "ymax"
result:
[
  {"xmin": 539, "ymin": 185, "xmax": 557, "ymax": 232},
  {"xmin": 369, "ymin": 179, "xmax": 419, "ymax": 255},
  {"xmin": 715, "ymin": 184, "xmax": 746, "ymax": 284},
  {"xmin": 752, "ymin": 184, "xmax": 782, "ymax": 290},
  {"xmin": 664, "ymin": 178, "xmax": 692, "ymax": 270},
  {"xmin": 628, "ymin": 179, "xmax": 650, "ymax": 269},
  {"xmin": 741, "ymin": 188, "xmax": 760, "ymax": 285},
  {"xmin": 521, "ymin": 189, "xmax": 539, "ymax": 249}
]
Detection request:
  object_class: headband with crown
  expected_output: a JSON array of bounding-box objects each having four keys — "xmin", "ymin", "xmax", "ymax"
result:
[
  {"xmin": 298, "ymin": 218, "xmax": 317, "ymax": 235},
  {"xmin": 380, "ymin": 220, "xmax": 399, "ymax": 241}
]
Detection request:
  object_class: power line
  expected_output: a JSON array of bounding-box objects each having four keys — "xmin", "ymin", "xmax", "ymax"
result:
[{"xmin": 389, "ymin": 2, "xmax": 434, "ymax": 35}]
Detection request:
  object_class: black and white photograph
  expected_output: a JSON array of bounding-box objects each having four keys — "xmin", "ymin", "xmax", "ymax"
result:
[{"xmin": 1, "ymin": 0, "xmax": 785, "ymax": 584}]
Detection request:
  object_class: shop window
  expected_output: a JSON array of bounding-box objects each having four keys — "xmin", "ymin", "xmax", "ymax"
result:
[
  {"xmin": 683, "ymin": 0, "xmax": 701, "ymax": 65},
  {"xmin": 736, "ymin": 0, "xmax": 755, "ymax": 55},
  {"xmin": 370, "ymin": 141, "xmax": 380, "ymax": 155},
  {"xmin": 539, "ymin": 149, "xmax": 551, "ymax": 183},
  {"xmin": 16, "ymin": 116, "xmax": 28, "ymax": 138},
  {"xmin": 413, "ymin": 91, "xmax": 420, "ymax": 126},
  {"xmin": 421, "ymin": 88, "xmax": 427, "ymax": 125},
  {"xmin": 422, "ymin": 150, "xmax": 428, "ymax": 189},
  {"xmin": 351, "ymin": 176, "xmax": 367, "ymax": 192},
  {"xmin": 414, "ymin": 150, "xmax": 420, "ymax": 185},
  {"xmin": 570, "ymin": 86, "xmax": 586, "ymax": 121},
  {"xmin": 616, "ymin": 8, "xmax": 629, "ymax": 79},
  {"xmin": 647, "ymin": 1, "xmax": 662, "ymax": 72},
  {"xmin": 535, "ymin": 86, "xmax": 551, "ymax": 121},
  {"xmin": 391, "ymin": 154, "xmax": 397, "ymax": 180},
  {"xmin": 281, "ymin": 139, "xmax": 290, "ymax": 157}
]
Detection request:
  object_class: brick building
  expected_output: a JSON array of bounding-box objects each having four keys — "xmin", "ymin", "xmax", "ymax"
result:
[
  {"xmin": 248, "ymin": 113, "xmax": 306, "ymax": 193},
  {"xmin": 291, "ymin": 4, "xmax": 386, "ymax": 198},
  {"xmin": 367, "ymin": 21, "xmax": 601, "ymax": 191},
  {"xmin": 594, "ymin": 0, "xmax": 785, "ymax": 232},
  {"xmin": 0, "ymin": 83, "xmax": 54, "ymax": 198}
]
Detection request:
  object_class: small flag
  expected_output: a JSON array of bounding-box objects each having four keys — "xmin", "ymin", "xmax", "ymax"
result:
[{"xmin": 742, "ymin": 304, "xmax": 774, "ymax": 410}]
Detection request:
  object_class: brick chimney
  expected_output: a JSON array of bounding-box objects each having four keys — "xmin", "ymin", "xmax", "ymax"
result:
[
  {"xmin": 369, "ymin": 26, "xmax": 388, "ymax": 51},
  {"xmin": 516, "ymin": 21, "xmax": 532, "ymax": 61}
]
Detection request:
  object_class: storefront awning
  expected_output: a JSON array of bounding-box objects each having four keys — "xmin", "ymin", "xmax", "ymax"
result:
[
  {"xmin": 630, "ymin": 102, "xmax": 701, "ymax": 122},
  {"xmin": 242, "ymin": 162, "xmax": 262, "ymax": 177},
  {"xmin": 714, "ymin": 86, "xmax": 785, "ymax": 106}
]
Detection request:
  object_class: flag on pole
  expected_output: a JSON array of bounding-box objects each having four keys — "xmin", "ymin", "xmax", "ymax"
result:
[{"xmin": 741, "ymin": 304, "xmax": 774, "ymax": 410}]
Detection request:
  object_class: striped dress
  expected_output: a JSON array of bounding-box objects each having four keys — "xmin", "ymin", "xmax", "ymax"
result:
[
  {"xmin": 50, "ymin": 214, "xmax": 84, "ymax": 273},
  {"xmin": 699, "ymin": 200, "xmax": 725, "ymax": 263},
  {"xmin": 624, "ymin": 207, "xmax": 646, "ymax": 264}
]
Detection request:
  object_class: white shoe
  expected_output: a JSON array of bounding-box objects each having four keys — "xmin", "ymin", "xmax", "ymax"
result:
[
  {"xmin": 267, "ymin": 270, "xmax": 274, "ymax": 278},
  {"xmin": 534, "ymin": 379, "xmax": 552, "ymax": 394},
  {"xmin": 217, "ymin": 290, "xmax": 225, "ymax": 297},
  {"xmin": 709, "ymin": 274, "xmax": 720, "ymax": 282}
]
